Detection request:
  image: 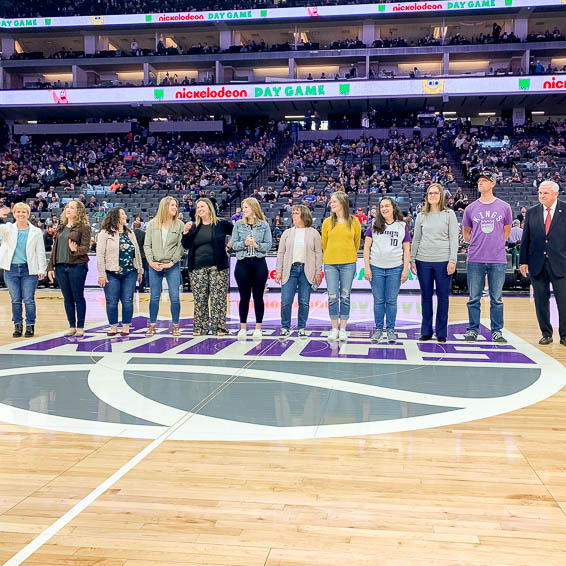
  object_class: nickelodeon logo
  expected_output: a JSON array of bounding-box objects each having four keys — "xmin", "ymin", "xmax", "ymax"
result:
[
  {"xmin": 174, "ymin": 86, "xmax": 248, "ymax": 99},
  {"xmin": 543, "ymin": 77, "xmax": 566, "ymax": 90}
]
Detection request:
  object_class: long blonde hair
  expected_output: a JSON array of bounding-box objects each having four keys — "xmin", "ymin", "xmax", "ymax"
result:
[
  {"xmin": 152, "ymin": 196, "xmax": 180, "ymax": 228},
  {"xmin": 329, "ymin": 190, "xmax": 352, "ymax": 230},
  {"xmin": 240, "ymin": 197, "xmax": 266, "ymax": 224},
  {"xmin": 195, "ymin": 198, "xmax": 219, "ymax": 227},
  {"xmin": 422, "ymin": 183, "xmax": 448, "ymax": 214},
  {"xmin": 61, "ymin": 200, "xmax": 89, "ymax": 227}
]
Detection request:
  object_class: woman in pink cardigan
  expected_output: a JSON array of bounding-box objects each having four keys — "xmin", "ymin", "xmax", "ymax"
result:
[
  {"xmin": 96, "ymin": 207, "xmax": 144, "ymax": 336},
  {"xmin": 275, "ymin": 205, "xmax": 323, "ymax": 338}
]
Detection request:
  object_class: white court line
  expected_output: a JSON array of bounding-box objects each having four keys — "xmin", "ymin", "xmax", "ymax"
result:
[
  {"xmin": 3, "ymin": 300, "xmax": 326, "ymax": 564},
  {"xmin": 2, "ymin": 412, "xmax": 191, "ymax": 564},
  {"xmin": 2, "ymin": 361, "xmax": 244, "ymax": 565}
]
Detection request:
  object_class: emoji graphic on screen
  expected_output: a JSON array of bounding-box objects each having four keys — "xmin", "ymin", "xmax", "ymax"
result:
[
  {"xmin": 92, "ymin": 15, "xmax": 104, "ymax": 25},
  {"xmin": 422, "ymin": 79, "xmax": 444, "ymax": 95},
  {"xmin": 52, "ymin": 90, "xmax": 69, "ymax": 104}
]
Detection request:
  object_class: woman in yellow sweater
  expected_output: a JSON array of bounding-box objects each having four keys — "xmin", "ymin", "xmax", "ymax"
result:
[{"xmin": 321, "ymin": 191, "xmax": 361, "ymax": 340}]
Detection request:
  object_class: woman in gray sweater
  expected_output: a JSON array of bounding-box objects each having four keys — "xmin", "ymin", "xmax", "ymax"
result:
[{"xmin": 410, "ymin": 183, "xmax": 459, "ymax": 342}]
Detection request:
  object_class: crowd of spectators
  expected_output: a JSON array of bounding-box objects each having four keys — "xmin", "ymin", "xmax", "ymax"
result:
[
  {"xmin": 239, "ymin": 116, "xmax": 566, "ymax": 252},
  {"xmin": 0, "ymin": 121, "xmax": 285, "ymax": 265},
  {"xmin": 0, "ymin": 117, "xmax": 280, "ymax": 203},
  {"xmin": 453, "ymin": 119, "xmax": 566, "ymax": 185},
  {"xmin": 2, "ymin": 112, "xmax": 565, "ymax": 261},
  {"xmin": 7, "ymin": 21, "xmax": 565, "ymax": 67}
]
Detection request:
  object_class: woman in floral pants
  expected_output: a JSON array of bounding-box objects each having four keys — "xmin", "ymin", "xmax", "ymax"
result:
[{"xmin": 181, "ymin": 198, "xmax": 233, "ymax": 335}]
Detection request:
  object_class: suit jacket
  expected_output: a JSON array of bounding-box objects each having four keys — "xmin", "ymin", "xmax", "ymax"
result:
[
  {"xmin": 519, "ymin": 200, "xmax": 566, "ymax": 278},
  {"xmin": 133, "ymin": 228, "xmax": 146, "ymax": 260}
]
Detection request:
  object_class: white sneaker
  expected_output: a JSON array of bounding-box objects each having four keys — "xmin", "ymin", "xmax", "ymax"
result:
[
  {"xmin": 298, "ymin": 329, "xmax": 308, "ymax": 339},
  {"xmin": 237, "ymin": 329, "xmax": 247, "ymax": 339},
  {"xmin": 328, "ymin": 328, "xmax": 339, "ymax": 341},
  {"xmin": 252, "ymin": 329, "xmax": 262, "ymax": 340},
  {"xmin": 339, "ymin": 329, "xmax": 348, "ymax": 341}
]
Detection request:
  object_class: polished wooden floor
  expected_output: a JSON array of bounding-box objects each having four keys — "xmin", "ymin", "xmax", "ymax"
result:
[{"xmin": 1, "ymin": 290, "xmax": 566, "ymax": 565}]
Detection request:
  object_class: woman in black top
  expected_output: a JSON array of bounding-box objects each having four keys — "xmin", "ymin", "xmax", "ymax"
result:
[{"xmin": 181, "ymin": 198, "xmax": 233, "ymax": 336}]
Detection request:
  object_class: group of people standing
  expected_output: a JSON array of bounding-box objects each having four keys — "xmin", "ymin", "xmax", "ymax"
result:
[{"xmin": 1, "ymin": 172, "xmax": 565, "ymax": 347}]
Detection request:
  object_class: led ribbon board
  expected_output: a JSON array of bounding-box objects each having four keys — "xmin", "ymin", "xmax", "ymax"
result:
[
  {"xmin": 0, "ymin": 76, "xmax": 559, "ymax": 108},
  {"xmin": 0, "ymin": 0, "xmax": 564, "ymax": 30}
]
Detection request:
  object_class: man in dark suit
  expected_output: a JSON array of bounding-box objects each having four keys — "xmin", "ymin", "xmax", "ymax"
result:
[
  {"xmin": 519, "ymin": 181, "xmax": 566, "ymax": 345},
  {"xmin": 132, "ymin": 220, "xmax": 148, "ymax": 293}
]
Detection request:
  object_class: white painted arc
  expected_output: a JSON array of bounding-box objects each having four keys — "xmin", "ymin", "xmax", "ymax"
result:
[{"xmin": 0, "ymin": 402, "xmax": 164, "ymax": 437}]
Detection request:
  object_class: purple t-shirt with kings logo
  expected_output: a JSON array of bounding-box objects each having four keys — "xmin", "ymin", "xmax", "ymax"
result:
[{"xmin": 462, "ymin": 198, "xmax": 512, "ymax": 263}]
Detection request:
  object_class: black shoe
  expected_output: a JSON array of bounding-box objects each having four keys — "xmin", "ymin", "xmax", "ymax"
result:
[
  {"xmin": 419, "ymin": 335, "xmax": 433, "ymax": 341},
  {"xmin": 539, "ymin": 336, "xmax": 553, "ymax": 345},
  {"xmin": 12, "ymin": 323, "xmax": 23, "ymax": 338},
  {"xmin": 560, "ymin": 337, "xmax": 566, "ymax": 347},
  {"xmin": 464, "ymin": 330, "xmax": 478, "ymax": 342},
  {"xmin": 491, "ymin": 331, "xmax": 507, "ymax": 343},
  {"xmin": 24, "ymin": 325, "xmax": 34, "ymax": 337},
  {"xmin": 437, "ymin": 337, "xmax": 447, "ymax": 343}
]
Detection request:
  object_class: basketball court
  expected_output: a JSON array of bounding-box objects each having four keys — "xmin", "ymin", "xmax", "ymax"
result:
[{"xmin": 0, "ymin": 289, "xmax": 566, "ymax": 565}]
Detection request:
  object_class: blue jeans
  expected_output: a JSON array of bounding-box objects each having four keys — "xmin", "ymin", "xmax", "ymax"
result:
[
  {"xmin": 325, "ymin": 263, "xmax": 356, "ymax": 321},
  {"xmin": 55, "ymin": 263, "xmax": 88, "ymax": 328},
  {"xmin": 281, "ymin": 264, "xmax": 312, "ymax": 330},
  {"xmin": 466, "ymin": 261, "xmax": 506, "ymax": 333},
  {"xmin": 370, "ymin": 264, "xmax": 403, "ymax": 331},
  {"xmin": 416, "ymin": 260, "xmax": 452, "ymax": 338},
  {"xmin": 104, "ymin": 270, "xmax": 138, "ymax": 325},
  {"xmin": 4, "ymin": 263, "xmax": 38, "ymax": 325},
  {"xmin": 149, "ymin": 262, "xmax": 181, "ymax": 323}
]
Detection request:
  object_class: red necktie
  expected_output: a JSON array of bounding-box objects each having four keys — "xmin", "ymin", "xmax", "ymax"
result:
[{"xmin": 545, "ymin": 207, "xmax": 552, "ymax": 235}]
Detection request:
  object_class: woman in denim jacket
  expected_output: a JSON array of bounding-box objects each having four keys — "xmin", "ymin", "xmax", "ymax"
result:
[{"xmin": 231, "ymin": 197, "xmax": 272, "ymax": 339}]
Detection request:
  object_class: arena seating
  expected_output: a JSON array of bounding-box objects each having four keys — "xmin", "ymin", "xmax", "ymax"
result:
[{"xmin": 0, "ymin": 130, "xmax": 282, "ymax": 229}]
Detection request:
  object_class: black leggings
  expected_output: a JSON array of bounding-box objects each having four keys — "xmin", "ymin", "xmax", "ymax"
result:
[{"xmin": 234, "ymin": 257, "xmax": 268, "ymax": 323}]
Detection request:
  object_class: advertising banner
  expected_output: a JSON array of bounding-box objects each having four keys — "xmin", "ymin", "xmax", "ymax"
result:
[
  {"xmin": 86, "ymin": 255, "xmax": 421, "ymax": 289},
  {"xmin": 0, "ymin": 75, "xmax": 558, "ymax": 108},
  {"xmin": 1, "ymin": 1, "xmax": 563, "ymax": 30},
  {"xmin": 228, "ymin": 256, "xmax": 421, "ymax": 291}
]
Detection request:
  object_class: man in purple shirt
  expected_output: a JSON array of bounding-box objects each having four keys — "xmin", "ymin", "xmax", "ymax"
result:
[{"xmin": 462, "ymin": 171, "xmax": 512, "ymax": 342}]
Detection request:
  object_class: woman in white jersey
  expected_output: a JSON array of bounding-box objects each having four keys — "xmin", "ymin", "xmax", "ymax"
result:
[{"xmin": 363, "ymin": 197, "xmax": 411, "ymax": 342}]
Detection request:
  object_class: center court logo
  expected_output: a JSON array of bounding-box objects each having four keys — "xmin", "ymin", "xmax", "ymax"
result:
[{"xmin": 0, "ymin": 316, "xmax": 563, "ymax": 441}]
